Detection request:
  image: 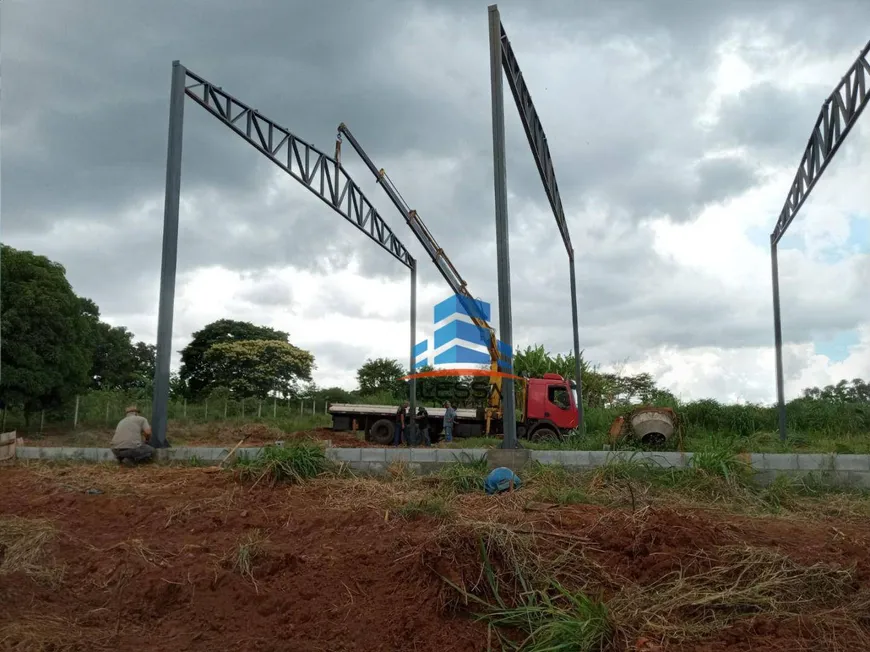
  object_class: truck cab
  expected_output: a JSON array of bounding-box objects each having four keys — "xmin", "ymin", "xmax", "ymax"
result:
[{"xmin": 521, "ymin": 373, "xmax": 579, "ymax": 440}]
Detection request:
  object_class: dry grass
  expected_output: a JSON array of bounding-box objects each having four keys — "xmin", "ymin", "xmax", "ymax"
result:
[
  {"xmin": 28, "ymin": 462, "xmax": 193, "ymax": 497},
  {"xmin": 0, "ymin": 614, "xmax": 112, "ymax": 652},
  {"xmin": 165, "ymin": 488, "xmax": 239, "ymax": 527},
  {"xmin": 0, "ymin": 516, "xmax": 63, "ymax": 586},
  {"xmin": 611, "ymin": 545, "xmax": 870, "ymax": 649}
]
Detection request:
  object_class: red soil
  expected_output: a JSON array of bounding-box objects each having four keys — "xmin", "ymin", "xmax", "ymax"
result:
[{"xmin": 2, "ymin": 467, "xmax": 869, "ymax": 651}]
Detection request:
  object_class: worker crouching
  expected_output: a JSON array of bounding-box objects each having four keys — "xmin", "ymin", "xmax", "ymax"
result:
[{"xmin": 111, "ymin": 405, "xmax": 155, "ymax": 466}]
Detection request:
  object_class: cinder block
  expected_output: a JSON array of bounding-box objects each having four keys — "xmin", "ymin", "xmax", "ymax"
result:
[
  {"xmin": 361, "ymin": 461, "xmax": 386, "ymax": 475},
  {"xmin": 748, "ymin": 453, "xmax": 765, "ymax": 470},
  {"xmin": 331, "ymin": 448, "xmax": 361, "ymax": 463},
  {"xmin": 763, "ymin": 454, "xmax": 798, "ymax": 470},
  {"xmin": 360, "ymin": 448, "xmax": 387, "ymax": 463},
  {"xmin": 530, "ymin": 451, "xmax": 563, "ymax": 465},
  {"xmin": 797, "ymin": 453, "xmax": 836, "ymax": 471},
  {"xmin": 385, "ymin": 448, "xmax": 411, "ymax": 463},
  {"xmin": 410, "ymin": 448, "xmax": 437, "ymax": 463},
  {"xmin": 436, "ymin": 449, "xmax": 465, "ymax": 463},
  {"xmin": 643, "ymin": 452, "xmax": 685, "ymax": 468},
  {"xmin": 96, "ymin": 449, "xmax": 114, "ymax": 462},
  {"xmin": 846, "ymin": 471, "xmax": 870, "ymax": 489},
  {"xmin": 560, "ymin": 451, "xmax": 591, "ymax": 468},
  {"xmin": 834, "ymin": 455, "xmax": 870, "ymax": 472},
  {"xmin": 16, "ymin": 447, "xmax": 39, "ymax": 459},
  {"xmin": 588, "ymin": 451, "xmax": 610, "ymax": 467}
]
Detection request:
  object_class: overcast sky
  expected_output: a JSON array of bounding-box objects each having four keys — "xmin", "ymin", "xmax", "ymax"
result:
[{"xmin": 3, "ymin": 0, "xmax": 869, "ymax": 403}]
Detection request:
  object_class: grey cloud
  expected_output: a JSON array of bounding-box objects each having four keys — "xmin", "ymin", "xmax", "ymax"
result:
[{"xmin": 3, "ymin": 0, "xmax": 869, "ymax": 383}]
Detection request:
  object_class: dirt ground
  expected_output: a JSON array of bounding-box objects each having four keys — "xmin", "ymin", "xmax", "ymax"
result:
[
  {"xmin": 2, "ymin": 465, "xmax": 870, "ymax": 651},
  {"xmin": 21, "ymin": 423, "xmax": 376, "ymax": 449}
]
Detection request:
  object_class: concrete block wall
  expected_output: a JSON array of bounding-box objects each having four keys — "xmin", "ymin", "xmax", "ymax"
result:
[{"xmin": 12, "ymin": 447, "xmax": 870, "ymax": 489}]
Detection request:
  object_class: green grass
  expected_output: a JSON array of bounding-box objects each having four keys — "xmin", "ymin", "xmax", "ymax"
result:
[
  {"xmin": 437, "ymin": 455, "xmax": 490, "ymax": 493},
  {"xmin": 234, "ymin": 443, "xmax": 331, "ymax": 486},
  {"xmin": 392, "ymin": 495, "xmax": 453, "ymax": 521}
]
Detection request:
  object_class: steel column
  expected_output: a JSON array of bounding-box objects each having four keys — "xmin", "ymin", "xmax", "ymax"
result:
[
  {"xmin": 568, "ymin": 256, "xmax": 586, "ymax": 434},
  {"xmin": 152, "ymin": 61, "xmax": 186, "ymax": 449},
  {"xmin": 770, "ymin": 238, "xmax": 787, "ymax": 442},
  {"xmin": 489, "ymin": 4, "xmax": 517, "ymax": 448},
  {"xmin": 409, "ymin": 260, "xmax": 417, "ymax": 442}
]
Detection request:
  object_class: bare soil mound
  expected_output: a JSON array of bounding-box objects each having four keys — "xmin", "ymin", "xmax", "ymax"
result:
[{"xmin": 2, "ymin": 466, "xmax": 869, "ymax": 651}]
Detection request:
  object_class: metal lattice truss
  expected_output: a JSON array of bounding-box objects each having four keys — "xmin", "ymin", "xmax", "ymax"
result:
[
  {"xmin": 771, "ymin": 40, "xmax": 870, "ymax": 244},
  {"xmin": 183, "ymin": 68, "xmax": 414, "ymax": 269},
  {"xmin": 499, "ymin": 21, "xmax": 573, "ymax": 255}
]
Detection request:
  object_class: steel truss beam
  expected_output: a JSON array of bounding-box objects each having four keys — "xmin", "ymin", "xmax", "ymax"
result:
[
  {"xmin": 769, "ymin": 39, "xmax": 869, "ymax": 442},
  {"xmin": 496, "ymin": 11, "xmax": 585, "ymax": 434},
  {"xmin": 771, "ymin": 40, "xmax": 869, "ymax": 244},
  {"xmin": 498, "ymin": 21, "xmax": 572, "ymax": 255},
  {"xmin": 183, "ymin": 68, "xmax": 414, "ymax": 269}
]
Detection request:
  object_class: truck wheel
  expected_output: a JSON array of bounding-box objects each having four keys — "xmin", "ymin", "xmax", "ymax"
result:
[
  {"xmin": 529, "ymin": 426, "xmax": 560, "ymax": 442},
  {"xmin": 368, "ymin": 419, "xmax": 395, "ymax": 445}
]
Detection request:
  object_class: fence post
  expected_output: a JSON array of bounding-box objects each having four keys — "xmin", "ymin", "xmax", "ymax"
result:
[
  {"xmin": 258, "ymin": 400, "xmax": 262, "ymax": 418},
  {"xmin": 299, "ymin": 399, "xmax": 303, "ymax": 414},
  {"xmin": 312, "ymin": 400, "xmax": 316, "ymax": 415},
  {"xmin": 325, "ymin": 401, "xmax": 328, "ymax": 414},
  {"xmin": 105, "ymin": 401, "xmax": 110, "ymax": 424},
  {"xmin": 40, "ymin": 410, "xmax": 45, "ymax": 435},
  {"xmin": 273, "ymin": 398, "xmax": 277, "ymax": 418},
  {"xmin": 1, "ymin": 409, "xmax": 5, "ymax": 431},
  {"xmin": 205, "ymin": 398, "xmax": 209, "ymax": 420},
  {"xmin": 183, "ymin": 398, "xmax": 188, "ymax": 418},
  {"xmin": 242, "ymin": 399, "xmax": 245, "ymax": 418},
  {"xmin": 73, "ymin": 395, "xmax": 80, "ymax": 429},
  {"xmin": 223, "ymin": 399, "xmax": 228, "ymax": 418}
]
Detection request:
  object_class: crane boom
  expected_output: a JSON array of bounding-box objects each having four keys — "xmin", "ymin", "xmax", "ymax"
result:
[{"xmin": 335, "ymin": 124, "xmax": 504, "ymax": 370}]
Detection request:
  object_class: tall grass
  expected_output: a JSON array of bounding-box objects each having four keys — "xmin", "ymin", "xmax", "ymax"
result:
[{"xmin": 234, "ymin": 443, "xmax": 331, "ymax": 486}]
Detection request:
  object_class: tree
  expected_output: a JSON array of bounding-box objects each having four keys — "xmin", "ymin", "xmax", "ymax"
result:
[
  {"xmin": 802, "ymin": 378, "xmax": 869, "ymax": 403},
  {"xmin": 0, "ymin": 245, "xmax": 94, "ymax": 421},
  {"xmin": 203, "ymin": 339, "xmax": 315, "ymax": 399},
  {"xmin": 179, "ymin": 319, "xmax": 291, "ymax": 399},
  {"xmin": 356, "ymin": 357, "xmax": 406, "ymax": 397},
  {"xmin": 90, "ymin": 323, "xmax": 138, "ymax": 391}
]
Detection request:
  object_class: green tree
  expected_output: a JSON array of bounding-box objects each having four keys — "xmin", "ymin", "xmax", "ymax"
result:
[
  {"xmin": 179, "ymin": 319, "xmax": 291, "ymax": 399},
  {"xmin": 202, "ymin": 339, "xmax": 315, "ymax": 399},
  {"xmin": 356, "ymin": 357, "xmax": 406, "ymax": 397},
  {"xmin": 90, "ymin": 323, "xmax": 138, "ymax": 391},
  {"xmin": 0, "ymin": 245, "xmax": 94, "ymax": 422}
]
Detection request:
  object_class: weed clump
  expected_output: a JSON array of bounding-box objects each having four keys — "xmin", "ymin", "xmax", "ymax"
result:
[
  {"xmin": 234, "ymin": 442, "xmax": 331, "ymax": 486},
  {"xmin": 438, "ymin": 456, "xmax": 489, "ymax": 493}
]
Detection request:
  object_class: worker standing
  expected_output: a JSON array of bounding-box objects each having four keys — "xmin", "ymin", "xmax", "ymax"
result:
[
  {"xmin": 111, "ymin": 405, "xmax": 154, "ymax": 465},
  {"xmin": 394, "ymin": 400, "xmax": 409, "ymax": 446},
  {"xmin": 443, "ymin": 401, "xmax": 456, "ymax": 443},
  {"xmin": 416, "ymin": 405, "xmax": 431, "ymax": 446}
]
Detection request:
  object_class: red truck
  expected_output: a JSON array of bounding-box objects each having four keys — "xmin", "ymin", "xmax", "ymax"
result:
[{"xmin": 328, "ymin": 373, "xmax": 579, "ymax": 444}]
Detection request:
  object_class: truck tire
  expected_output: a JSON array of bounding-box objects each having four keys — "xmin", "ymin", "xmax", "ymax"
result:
[
  {"xmin": 529, "ymin": 425, "xmax": 560, "ymax": 442},
  {"xmin": 368, "ymin": 418, "xmax": 395, "ymax": 445}
]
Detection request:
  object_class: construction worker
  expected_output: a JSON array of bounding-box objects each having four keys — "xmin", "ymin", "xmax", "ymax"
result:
[
  {"xmin": 111, "ymin": 405, "xmax": 154, "ymax": 465},
  {"xmin": 394, "ymin": 400, "xmax": 409, "ymax": 446},
  {"xmin": 416, "ymin": 405, "xmax": 431, "ymax": 446},
  {"xmin": 443, "ymin": 401, "xmax": 456, "ymax": 443}
]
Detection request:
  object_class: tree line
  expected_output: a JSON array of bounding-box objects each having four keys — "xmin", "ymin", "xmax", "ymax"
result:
[{"xmin": 3, "ymin": 244, "xmax": 866, "ymax": 427}]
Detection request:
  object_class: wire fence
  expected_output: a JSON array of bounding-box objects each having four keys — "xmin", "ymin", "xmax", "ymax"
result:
[{"xmin": 1, "ymin": 393, "xmax": 332, "ymax": 434}]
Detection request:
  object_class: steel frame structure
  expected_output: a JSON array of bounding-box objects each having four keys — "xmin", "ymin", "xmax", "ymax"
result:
[
  {"xmin": 769, "ymin": 40, "xmax": 869, "ymax": 441},
  {"xmin": 152, "ymin": 61, "xmax": 418, "ymax": 447},
  {"xmin": 489, "ymin": 4, "xmax": 586, "ymax": 442}
]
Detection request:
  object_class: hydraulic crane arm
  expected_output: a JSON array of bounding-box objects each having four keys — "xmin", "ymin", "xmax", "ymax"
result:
[{"xmin": 335, "ymin": 123, "xmax": 505, "ymax": 371}]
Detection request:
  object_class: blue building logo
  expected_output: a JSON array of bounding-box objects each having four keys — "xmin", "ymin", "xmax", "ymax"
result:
[{"xmin": 414, "ymin": 295, "xmax": 513, "ymax": 372}]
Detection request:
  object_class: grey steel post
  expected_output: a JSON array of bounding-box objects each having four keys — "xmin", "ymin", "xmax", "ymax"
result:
[
  {"xmin": 152, "ymin": 60, "xmax": 186, "ymax": 448},
  {"xmin": 568, "ymin": 255, "xmax": 586, "ymax": 434},
  {"xmin": 770, "ymin": 238, "xmax": 787, "ymax": 441},
  {"xmin": 408, "ymin": 260, "xmax": 417, "ymax": 443},
  {"xmin": 489, "ymin": 4, "xmax": 517, "ymax": 448}
]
